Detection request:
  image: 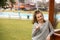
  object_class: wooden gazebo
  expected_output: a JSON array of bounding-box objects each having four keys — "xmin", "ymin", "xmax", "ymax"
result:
[
  {"xmin": 48, "ymin": 0, "xmax": 60, "ymax": 40},
  {"xmin": 49, "ymin": 0, "xmax": 55, "ymax": 27}
]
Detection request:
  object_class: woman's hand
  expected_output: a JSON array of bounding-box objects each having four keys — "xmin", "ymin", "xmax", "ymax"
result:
[
  {"xmin": 36, "ymin": 26, "xmax": 40, "ymax": 31},
  {"xmin": 35, "ymin": 24, "xmax": 40, "ymax": 31},
  {"xmin": 46, "ymin": 35, "xmax": 50, "ymax": 40}
]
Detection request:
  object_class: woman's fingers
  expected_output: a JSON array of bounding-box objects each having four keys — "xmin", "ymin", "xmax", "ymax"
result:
[
  {"xmin": 35, "ymin": 24, "xmax": 41, "ymax": 31},
  {"xmin": 46, "ymin": 35, "xmax": 50, "ymax": 40}
]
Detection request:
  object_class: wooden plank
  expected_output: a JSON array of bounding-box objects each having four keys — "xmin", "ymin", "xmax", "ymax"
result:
[{"xmin": 49, "ymin": 0, "xmax": 55, "ymax": 28}]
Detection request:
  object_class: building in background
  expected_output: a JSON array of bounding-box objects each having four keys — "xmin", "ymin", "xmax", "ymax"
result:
[{"xmin": 3, "ymin": 0, "xmax": 60, "ymax": 11}]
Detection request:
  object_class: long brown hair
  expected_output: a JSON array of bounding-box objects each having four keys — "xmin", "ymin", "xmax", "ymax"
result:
[{"xmin": 32, "ymin": 10, "xmax": 45, "ymax": 24}]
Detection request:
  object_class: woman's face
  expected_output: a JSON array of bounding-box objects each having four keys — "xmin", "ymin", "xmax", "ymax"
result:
[{"xmin": 36, "ymin": 13, "xmax": 44, "ymax": 22}]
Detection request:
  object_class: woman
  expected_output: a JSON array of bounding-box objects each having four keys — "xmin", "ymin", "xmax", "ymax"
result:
[{"xmin": 32, "ymin": 10, "xmax": 54, "ymax": 40}]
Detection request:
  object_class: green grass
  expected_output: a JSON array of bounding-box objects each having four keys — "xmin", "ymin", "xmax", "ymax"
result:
[
  {"xmin": 0, "ymin": 19, "xmax": 32, "ymax": 40},
  {"xmin": 0, "ymin": 19, "xmax": 60, "ymax": 40},
  {"xmin": 56, "ymin": 22, "xmax": 60, "ymax": 29}
]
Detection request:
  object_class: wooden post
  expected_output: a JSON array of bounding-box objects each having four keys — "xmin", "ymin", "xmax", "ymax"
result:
[{"xmin": 49, "ymin": 0, "xmax": 55, "ymax": 28}]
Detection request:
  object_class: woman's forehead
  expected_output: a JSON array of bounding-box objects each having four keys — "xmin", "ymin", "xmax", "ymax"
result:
[{"xmin": 36, "ymin": 13, "xmax": 43, "ymax": 16}]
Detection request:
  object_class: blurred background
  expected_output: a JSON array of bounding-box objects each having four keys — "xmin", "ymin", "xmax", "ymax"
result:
[{"xmin": 0, "ymin": 0, "xmax": 60, "ymax": 40}]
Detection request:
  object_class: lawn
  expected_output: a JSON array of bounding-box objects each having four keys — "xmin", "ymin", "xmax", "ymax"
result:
[
  {"xmin": 56, "ymin": 22, "xmax": 60, "ymax": 29},
  {"xmin": 0, "ymin": 19, "xmax": 32, "ymax": 40},
  {"xmin": 0, "ymin": 19, "xmax": 60, "ymax": 40}
]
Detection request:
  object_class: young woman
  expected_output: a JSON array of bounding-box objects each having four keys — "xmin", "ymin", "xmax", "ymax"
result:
[{"xmin": 32, "ymin": 10, "xmax": 54, "ymax": 40}]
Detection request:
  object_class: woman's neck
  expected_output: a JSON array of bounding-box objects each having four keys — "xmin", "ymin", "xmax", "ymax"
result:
[{"xmin": 38, "ymin": 21, "xmax": 44, "ymax": 24}]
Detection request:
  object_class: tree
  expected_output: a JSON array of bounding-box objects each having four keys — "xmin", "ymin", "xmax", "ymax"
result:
[
  {"xmin": 0, "ymin": 0, "xmax": 7, "ymax": 8},
  {"xmin": 10, "ymin": 0, "xmax": 16, "ymax": 10},
  {"xmin": 19, "ymin": 0, "xmax": 24, "ymax": 3}
]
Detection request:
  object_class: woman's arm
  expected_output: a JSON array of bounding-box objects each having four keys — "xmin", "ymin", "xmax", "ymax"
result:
[
  {"xmin": 46, "ymin": 21, "xmax": 54, "ymax": 40},
  {"xmin": 48, "ymin": 21, "xmax": 54, "ymax": 35},
  {"xmin": 32, "ymin": 23, "xmax": 40, "ymax": 37}
]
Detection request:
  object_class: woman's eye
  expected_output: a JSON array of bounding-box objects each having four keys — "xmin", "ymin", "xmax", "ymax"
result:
[
  {"xmin": 37, "ymin": 16, "xmax": 39, "ymax": 18},
  {"xmin": 38, "ymin": 16, "xmax": 41, "ymax": 18},
  {"xmin": 40, "ymin": 16, "xmax": 42, "ymax": 17},
  {"xmin": 37, "ymin": 16, "xmax": 42, "ymax": 18}
]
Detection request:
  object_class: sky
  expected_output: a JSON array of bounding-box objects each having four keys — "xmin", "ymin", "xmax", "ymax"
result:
[
  {"xmin": 16, "ymin": 0, "xmax": 60, "ymax": 3},
  {"xmin": 46, "ymin": 0, "xmax": 60, "ymax": 3},
  {"xmin": 33, "ymin": 0, "xmax": 60, "ymax": 3},
  {"xmin": 55, "ymin": 0, "xmax": 60, "ymax": 3}
]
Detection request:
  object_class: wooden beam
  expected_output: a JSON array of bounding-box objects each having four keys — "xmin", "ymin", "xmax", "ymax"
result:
[{"xmin": 49, "ymin": 0, "xmax": 55, "ymax": 27}]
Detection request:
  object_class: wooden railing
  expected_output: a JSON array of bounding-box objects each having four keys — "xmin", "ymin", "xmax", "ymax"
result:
[{"xmin": 48, "ymin": 29, "xmax": 60, "ymax": 40}]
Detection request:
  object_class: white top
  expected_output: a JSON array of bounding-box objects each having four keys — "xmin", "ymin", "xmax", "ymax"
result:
[{"xmin": 32, "ymin": 21, "xmax": 54, "ymax": 40}]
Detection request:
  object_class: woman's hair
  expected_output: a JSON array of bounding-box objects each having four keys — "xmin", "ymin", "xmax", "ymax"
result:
[{"xmin": 32, "ymin": 10, "xmax": 45, "ymax": 24}]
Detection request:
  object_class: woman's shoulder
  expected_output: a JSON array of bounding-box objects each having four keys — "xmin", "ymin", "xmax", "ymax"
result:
[
  {"xmin": 44, "ymin": 20, "xmax": 51, "ymax": 25},
  {"xmin": 45, "ymin": 20, "xmax": 50, "ymax": 23},
  {"xmin": 45, "ymin": 20, "xmax": 52, "ymax": 26}
]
